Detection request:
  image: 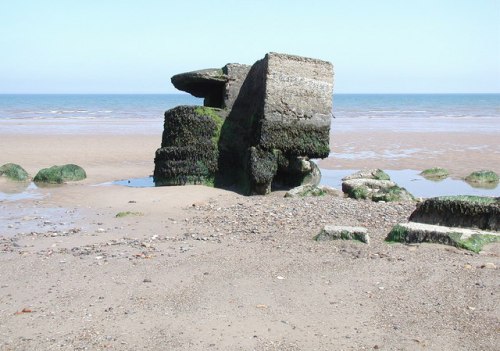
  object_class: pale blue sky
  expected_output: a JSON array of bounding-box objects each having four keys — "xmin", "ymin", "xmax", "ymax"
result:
[{"xmin": 1, "ymin": 0, "xmax": 499, "ymax": 93}]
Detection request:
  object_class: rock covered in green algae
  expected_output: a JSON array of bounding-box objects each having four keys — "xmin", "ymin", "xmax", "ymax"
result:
[
  {"xmin": 342, "ymin": 169, "xmax": 390, "ymax": 181},
  {"xmin": 33, "ymin": 164, "xmax": 86, "ymax": 184},
  {"xmin": 284, "ymin": 184, "xmax": 343, "ymax": 198},
  {"xmin": 153, "ymin": 106, "xmax": 223, "ymax": 186},
  {"xmin": 0, "ymin": 163, "xmax": 29, "ymax": 181},
  {"xmin": 315, "ymin": 225, "xmax": 369, "ymax": 244},
  {"xmin": 341, "ymin": 169, "xmax": 414, "ymax": 202},
  {"xmin": 420, "ymin": 167, "xmax": 449, "ymax": 180},
  {"xmin": 408, "ymin": 195, "xmax": 499, "ymax": 231},
  {"xmin": 386, "ymin": 222, "xmax": 500, "ymax": 253},
  {"xmin": 464, "ymin": 170, "xmax": 499, "ymax": 186}
]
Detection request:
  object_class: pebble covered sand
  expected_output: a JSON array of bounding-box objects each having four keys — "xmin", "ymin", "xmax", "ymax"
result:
[{"xmin": 1, "ymin": 188, "xmax": 499, "ymax": 350}]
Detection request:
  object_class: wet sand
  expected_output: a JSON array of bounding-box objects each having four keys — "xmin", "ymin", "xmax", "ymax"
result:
[
  {"xmin": 321, "ymin": 131, "xmax": 500, "ymax": 178},
  {"xmin": 0, "ymin": 119, "xmax": 499, "ymax": 350}
]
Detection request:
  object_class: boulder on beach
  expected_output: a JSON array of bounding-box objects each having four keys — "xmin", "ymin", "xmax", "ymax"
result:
[
  {"xmin": 154, "ymin": 52, "xmax": 334, "ymax": 195},
  {"xmin": 34, "ymin": 164, "xmax": 86, "ymax": 184},
  {"xmin": 464, "ymin": 170, "xmax": 499, "ymax": 188},
  {"xmin": 284, "ymin": 184, "xmax": 343, "ymax": 198},
  {"xmin": 0, "ymin": 163, "xmax": 29, "ymax": 181},
  {"xmin": 342, "ymin": 176, "xmax": 414, "ymax": 202},
  {"xmin": 342, "ymin": 168, "xmax": 390, "ymax": 181},
  {"xmin": 386, "ymin": 222, "xmax": 499, "ymax": 253},
  {"xmin": 420, "ymin": 167, "xmax": 449, "ymax": 180}
]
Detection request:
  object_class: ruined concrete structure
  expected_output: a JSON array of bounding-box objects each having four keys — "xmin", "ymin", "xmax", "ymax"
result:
[{"xmin": 154, "ymin": 52, "xmax": 334, "ymax": 195}]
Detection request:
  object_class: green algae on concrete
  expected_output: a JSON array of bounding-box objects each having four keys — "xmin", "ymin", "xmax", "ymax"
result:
[
  {"xmin": 386, "ymin": 222, "xmax": 500, "ymax": 253},
  {"xmin": 409, "ymin": 196, "xmax": 499, "ymax": 231},
  {"xmin": 34, "ymin": 164, "xmax": 86, "ymax": 184},
  {"xmin": 154, "ymin": 106, "xmax": 223, "ymax": 186},
  {"xmin": 0, "ymin": 163, "xmax": 29, "ymax": 181}
]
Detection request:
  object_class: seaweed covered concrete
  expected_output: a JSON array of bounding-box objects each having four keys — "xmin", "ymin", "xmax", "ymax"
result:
[{"xmin": 154, "ymin": 52, "xmax": 334, "ymax": 195}]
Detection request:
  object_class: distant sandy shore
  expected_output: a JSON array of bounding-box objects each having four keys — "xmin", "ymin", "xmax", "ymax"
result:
[
  {"xmin": 0, "ymin": 119, "xmax": 499, "ymax": 350},
  {"xmin": 1, "ymin": 116, "xmax": 499, "ymax": 183}
]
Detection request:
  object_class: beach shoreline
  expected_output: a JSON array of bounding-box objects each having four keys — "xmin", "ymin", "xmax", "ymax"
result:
[{"xmin": 1, "ymin": 117, "xmax": 499, "ymax": 350}]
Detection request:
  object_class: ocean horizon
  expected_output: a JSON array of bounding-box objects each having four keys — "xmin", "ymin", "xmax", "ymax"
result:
[{"xmin": 1, "ymin": 93, "xmax": 498, "ymax": 120}]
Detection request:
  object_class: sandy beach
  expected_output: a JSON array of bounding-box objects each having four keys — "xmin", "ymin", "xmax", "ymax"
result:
[{"xmin": 0, "ymin": 120, "xmax": 499, "ymax": 350}]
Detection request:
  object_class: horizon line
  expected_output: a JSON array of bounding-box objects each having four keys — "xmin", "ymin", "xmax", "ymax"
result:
[{"xmin": 1, "ymin": 92, "xmax": 499, "ymax": 95}]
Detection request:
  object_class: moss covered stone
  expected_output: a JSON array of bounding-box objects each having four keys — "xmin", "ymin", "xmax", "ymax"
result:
[
  {"xmin": 258, "ymin": 120, "xmax": 330, "ymax": 159},
  {"xmin": 386, "ymin": 222, "xmax": 500, "ymax": 253},
  {"xmin": 0, "ymin": 163, "xmax": 29, "ymax": 181},
  {"xmin": 465, "ymin": 170, "xmax": 499, "ymax": 186},
  {"xmin": 420, "ymin": 167, "xmax": 449, "ymax": 180},
  {"xmin": 342, "ymin": 169, "xmax": 390, "ymax": 181},
  {"xmin": 248, "ymin": 147, "xmax": 278, "ymax": 195},
  {"xmin": 34, "ymin": 164, "xmax": 86, "ymax": 184},
  {"xmin": 115, "ymin": 211, "xmax": 143, "ymax": 218},
  {"xmin": 154, "ymin": 106, "xmax": 223, "ymax": 186},
  {"xmin": 342, "ymin": 178, "xmax": 414, "ymax": 202},
  {"xmin": 409, "ymin": 196, "xmax": 499, "ymax": 231}
]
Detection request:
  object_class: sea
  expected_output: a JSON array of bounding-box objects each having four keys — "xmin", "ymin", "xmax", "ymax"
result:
[
  {"xmin": 0, "ymin": 93, "xmax": 499, "ymax": 123},
  {"xmin": 1, "ymin": 93, "xmax": 499, "ymax": 135}
]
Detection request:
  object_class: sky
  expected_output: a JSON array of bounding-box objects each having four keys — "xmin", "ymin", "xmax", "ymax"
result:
[{"xmin": 0, "ymin": 0, "xmax": 499, "ymax": 94}]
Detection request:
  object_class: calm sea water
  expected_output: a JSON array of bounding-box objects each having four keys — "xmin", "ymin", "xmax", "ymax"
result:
[{"xmin": 0, "ymin": 93, "xmax": 498, "ymax": 121}]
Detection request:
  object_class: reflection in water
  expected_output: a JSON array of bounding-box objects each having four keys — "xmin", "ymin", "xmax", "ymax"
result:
[
  {"xmin": 0, "ymin": 181, "xmax": 44, "ymax": 201},
  {"xmin": 3, "ymin": 171, "xmax": 499, "ymax": 202}
]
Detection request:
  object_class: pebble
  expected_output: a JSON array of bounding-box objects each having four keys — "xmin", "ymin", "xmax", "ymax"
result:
[{"xmin": 480, "ymin": 263, "xmax": 496, "ymax": 269}]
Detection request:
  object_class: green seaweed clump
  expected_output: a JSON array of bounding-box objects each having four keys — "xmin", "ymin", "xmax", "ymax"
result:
[
  {"xmin": 285, "ymin": 185, "xmax": 327, "ymax": 198},
  {"xmin": 373, "ymin": 169, "xmax": 390, "ymax": 180},
  {"xmin": 115, "ymin": 211, "xmax": 144, "ymax": 218},
  {"xmin": 0, "ymin": 163, "xmax": 29, "ymax": 181},
  {"xmin": 436, "ymin": 195, "xmax": 497, "ymax": 205},
  {"xmin": 351, "ymin": 186, "xmax": 369, "ymax": 199},
  {"xmin": 372, "ymin": 185, "xmax": 415, "ymax": 202},
  {"xmin": 34, "ymin": 164, "xmax": 86, "ymax": 184},
  {"xmin": 385, "ymin": 224, "xmax": 409, "ymax": 243},
  {"xmin": 457, "ymin": 234, "xmax": 500, "ymax": 253},
  {"xmin": 465, "ymin": 170, "xmax": 499, "ymax": 185},
  {"xmin": 420, "ymin": 167, "xmax": 449, "ymax": 180}
]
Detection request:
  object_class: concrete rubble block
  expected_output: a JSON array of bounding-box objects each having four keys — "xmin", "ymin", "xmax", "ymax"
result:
[
  {"xmin": 315, "ymin": 225, "xmax": 369, "ymax": 244},
  {"xmin": 284, "ymin": 184, "xmax": 343, "ymax": 198},
  {"xmin": 256, "ymin": 53, "xmax": 334, "ymax": 158},
  {"xmin": 342, "ymin": 178, "xmax": 414, "ymax": 202},
  {"xmin": 342, "ymin": 169, "xmax": 390, "ymax": 181},
  {"xmin": 409, "ymin": 196, "xmax": 499, "ymax": 231},
  {"xmin": 153, "ymin": 106, "xmax": 223, "ymax": 186},
  {"xmin": 387, "ymin": 222, "xmax": 500, "ymax": 253},
  {"xmin": 171, "ymin": 69, "xmax": 227, "ymax": 108},
  {"xmin": 155, "ymin": 52, "xmax": 334, "ymax": 195}
]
